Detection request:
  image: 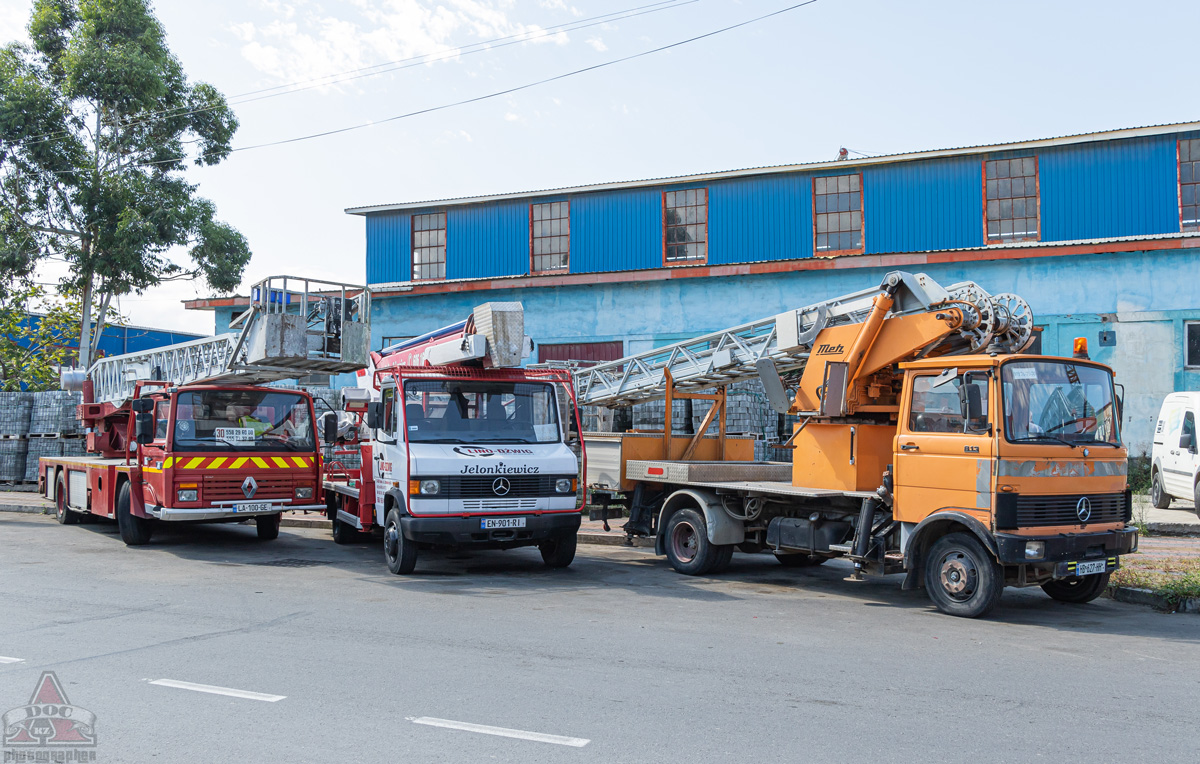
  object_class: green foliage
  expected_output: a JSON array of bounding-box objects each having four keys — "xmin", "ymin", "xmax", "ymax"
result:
[
  {"xmin": 0, "ymin": 0, "xmax": 250, "ymax": 365},
  {"xmin": 0, "ymin": 283, "xmax": 122, "ymax": 391},
  {"xmin": 1127, "ymin": 455, "xmax": 1151, "ymax": 495}
]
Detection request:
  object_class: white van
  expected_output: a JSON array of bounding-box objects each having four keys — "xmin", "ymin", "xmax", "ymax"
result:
[{"xmin": 1150, "ymin": 392, "xmax": 1200, "ymax": 513}]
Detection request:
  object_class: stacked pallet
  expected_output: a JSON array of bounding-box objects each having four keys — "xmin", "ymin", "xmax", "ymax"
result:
[{"xmin": 0, "ymin": 390, "xmax": 85, "ymax": 483}]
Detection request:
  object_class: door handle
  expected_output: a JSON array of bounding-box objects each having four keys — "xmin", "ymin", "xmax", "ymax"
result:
[{"xmin": 901, "ymin": 444, "xmax": 920, "ymax": 451}]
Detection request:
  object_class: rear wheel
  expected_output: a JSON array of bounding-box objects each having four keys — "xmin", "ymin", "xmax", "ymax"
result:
[
  {"xmin": 1194, "ymin": 481, "xmax": 1200, "ymax": 521},
  {"xmin": 923, "ymin": 532, "xmax": 1003, "ymax": 618},
  {"xmin": 383, "ymin": 508, "xmax": 417, "ymax": 574},
  {"xmin": 1150, "ymin": 471, "xmax": 1171, "ymax": 509},
  {"xmin": 54, "ymin": 475, "xmax": 79, "ymax": 525},
  {"xmin": 774, "ymin": 553, "xmax": 826, "ymax": 567},
  {"xmin": 256, "ymin": 513, "xmax": 281, "ymax": 540},
  {"xmin": 663, "ymin": 508, "xmax": 723, "ymax": 576},
  {"xmin": 709, "ymin": 543, "xmax": 735, "ymax": 574},
  {"xmin": 1042, "ymin": 571, "xmax": 1110, "ymax": 604},
  {"xmin": 539, "ymin": 534, "xmax": 577, "ymax": 568},
  {"xmin": 115, "ymin": 481, "xmax": 153, "ymax": 546},
  {"xmin": 331, "ymin": 498, "xmax": 360, "ymax": 544}
]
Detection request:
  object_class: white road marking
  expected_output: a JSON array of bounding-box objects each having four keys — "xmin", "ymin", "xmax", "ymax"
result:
[
  {"xmin": 0, "ymin": 656, "xmax": 24, "ymax": 664},
  {"xmin": 149, "ymin": 679, "xmax": 285, "ymax": 702},
  {"xmin": 409, "ymin": 717, "xmax": 589, "ymax": 747}
]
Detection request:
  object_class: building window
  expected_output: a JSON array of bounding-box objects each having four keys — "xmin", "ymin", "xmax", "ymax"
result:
[
  {"xmin": 1186, "ymin": 322, "xmax": 1200, "ymax": 368},
  {"xmin": 813, "ymin": 174, "xmax": 863, "ymax": 253},
  {"xmin": 531, "ymin": 202, "xmax": 569, "ymax": 272},
  {"xmin": 985, "ymin": 157, "xmax": 1039, "ymax": 242},
  {"xmin": 1180, "ymin": 139, "xmax": 1200, "ymax": 230},
  {"xmin": 411, "ymin": 212, "xmax": 446, "ymax": 281},
  {"xmin": 663, "ymin": 188, "xmax": 707, "ymax": 264}
]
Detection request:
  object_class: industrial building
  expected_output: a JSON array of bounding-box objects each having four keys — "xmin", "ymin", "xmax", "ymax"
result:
[{"xmin": 191, "ymin": 122, "xmax": 1200, "ymax": 453}]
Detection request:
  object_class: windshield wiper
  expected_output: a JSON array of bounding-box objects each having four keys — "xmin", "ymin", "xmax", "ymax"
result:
[
  {"xmin": 1072, "ymin": 438, "xmax": 1121, "ymax": 448},
  {"xmin": 409, "ymin": 437, "xmax": 470, "ymax": 443},
  {"xmin": 471, "ymin": 438, "xmax": 537, "ymax": 444},
  {"xmin": 1010, "ymin": 435, "xmax": 1074, "ymax": 447}
]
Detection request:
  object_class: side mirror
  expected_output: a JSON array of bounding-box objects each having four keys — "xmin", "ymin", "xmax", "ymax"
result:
[
  {"xmin": 134, "ymin": 411, "xmax": 154, "ymax": 445},
  {"xmin": 366, "ymin": 402, "xmax": 382, "ymax": 430},
  {"xmin": 1181, "ymin": 432, "xmax": 1196, "ymax": 452},
  {"xmin": 959, "ymin": 381, "xmax": 984, "ymax": 429},
  {"xmin": 131, "ymin": 397, "xmax": 154, "ymax": 414},
  {"xmin": 322, "ymin": 412, "xmax": 339, "ymax": 443}
]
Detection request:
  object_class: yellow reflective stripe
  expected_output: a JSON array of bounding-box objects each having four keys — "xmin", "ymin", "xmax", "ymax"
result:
[
  {"xmin": 163, "ymin": 457, "xmax": 174, "ymax": 469},
  {"xmin": 208, "ymin": 457, "xmax": 227, "ymax": 469},
  {"xmin": 292, "ymin": 457, "xmax": 309, "ymax": 468},
  {"xmin": 272, "ymin": 457, "xmax": 290, "ymax": 469},
  {"xmin": 251, "ymin": 457, "xmax": 269, "ymax": 469},
  {"xmin": 230, "ymin": 457, "xmax": 248, "ymax": 469},
  {"xmin": 185, "ymin": 457, "xmax": 205, "ymax": 469}
]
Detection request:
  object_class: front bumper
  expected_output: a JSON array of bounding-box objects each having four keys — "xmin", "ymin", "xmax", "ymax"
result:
[
  {"xmin": 401, "ymin": 512, "xmax": 581, "ymax": 549},
  {"xmin": 994, "ymin": 526, "xmax": 1138, "ymax": 567},
  {"xmin": 149, "ymin": 502, "xmax": 326, "ymax": 521}
]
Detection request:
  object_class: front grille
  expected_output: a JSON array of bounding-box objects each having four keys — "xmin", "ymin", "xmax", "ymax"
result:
[
  {"xmin": 201, "ymin": 474, "xmax": 295, "ymax": 502},
  {"xmin": 462, "ymin": 498, "xmax": 538, "ymax": 511},
  {"xmin": 1011, "ymin": 493, "xmax": 1126, "ymax": 528},
  {"xmin": 432, "ymin": 475, "xmax": 573, "ymax": 499}
]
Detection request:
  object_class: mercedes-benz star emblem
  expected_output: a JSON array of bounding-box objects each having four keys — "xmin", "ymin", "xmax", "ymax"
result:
[
  {"xmin": 492, "ymin": 477, "xmax": 511, "ymax": 496},
  {"xmin": 242, "ymin": 475, "xmax": 258, "ymax": 499},
  {"xmin": 1076, "ymin": 496, "xmax": 1092, "ymax": 523}
]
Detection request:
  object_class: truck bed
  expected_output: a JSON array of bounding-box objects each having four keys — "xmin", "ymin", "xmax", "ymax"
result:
[{"xmin": 625, "ymin": 460, "xmax": 877, "ymax": 500}]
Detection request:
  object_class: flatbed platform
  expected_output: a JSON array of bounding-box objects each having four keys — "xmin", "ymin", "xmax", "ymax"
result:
[
  {"xmin": 622, "ymin": 460, "xmax": 876, "ymax": 500},
  {"xmin": 683, "ymin": 480, "xmax": 877, "ymax": 500}
]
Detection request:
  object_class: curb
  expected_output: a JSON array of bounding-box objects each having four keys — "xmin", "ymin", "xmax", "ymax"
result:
[
  {"xmin": 0, "ymin": 504, "xmax": 48, "ymax": 514},
  {"xmin": 1109, "ymin": 586, "xmax": 1200, "ymax": 614},
  {"xmin": 1144, "ymin": 522, "xmax": 1200, "ymax": 537}
]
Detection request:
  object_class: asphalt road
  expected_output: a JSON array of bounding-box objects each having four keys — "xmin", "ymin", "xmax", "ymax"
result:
[{"xmin": 1, "ymin": 513, "xmax": 1196, "ymax": 763}]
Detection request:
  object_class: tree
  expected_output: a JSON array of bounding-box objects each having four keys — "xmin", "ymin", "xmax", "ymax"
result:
[
  {"xmin": 0, "ymin": 0, "xmax": 251, "ymax": 370},
  {"xmin": 0, "ymin": 283, "xmax": 123, "ymax": 391}
]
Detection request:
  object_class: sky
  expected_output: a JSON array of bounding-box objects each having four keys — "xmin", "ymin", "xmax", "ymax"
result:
[{"xmin": 3, "ymin": 0, "xmax": 1199, "ymax": 334}]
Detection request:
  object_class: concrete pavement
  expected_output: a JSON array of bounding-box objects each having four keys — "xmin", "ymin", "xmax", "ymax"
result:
[{"xmin": 1, "ymin": 512, "xmax": 1197, "ymax": 763}]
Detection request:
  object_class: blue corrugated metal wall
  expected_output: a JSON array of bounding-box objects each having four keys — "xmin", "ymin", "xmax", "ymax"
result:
[
  {"xmin": 863, "ymin": 156, "xmax": 984, "ymax": 254},
  {"xmin": 709, "ymin": 175, "xmax": 811, "ymax": 264},
  {"xmin": 1039, "ymin": 135, "xmax": 1180, "ymax": 242},
  {"xmin": 365, "ymin": 211, "xmax": 411, "ymax": 284},
  {"xmin": 571, "ymin": 187, "xmax": 663, "ymax": 273},
  {"xmin": 446, "ymin": 200, "xmax": 530, "ymax": 279}
]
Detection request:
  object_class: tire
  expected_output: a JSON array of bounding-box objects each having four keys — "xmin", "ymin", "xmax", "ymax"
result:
[
  {"xmin": 1150, "ymin": 471, "xmax": 1171, "ymax": 509},
  {"xmin": 539, "ymin": 534, "xmax": 577, "ymax": 568},
  {"xmin": 774, "ymin": 553, "xmax": 826, "ymax": 567},
  {"xmin": 663, "ymin": 507, "xmax": 723, "ymax": 576},
  {"xmin": 923, "ymin": 532, "xmax": 1004, "ymax": 618},
  {"xmin": 1194, "ymin": 481, "xmax": 1200, "ymax": 522},
  {"xmin": 256, "ymin": 513, "xmax": 281, "ymax": 540},
  {"xmin": 709, "ymin": 543, "xmax": 735, "ymax": 574},
  {"xmin": 54, "ymin": 475, "xmax": 79, "ymax": 525},
  {"xmin": 115, "ymin": 481, "xmax": 153, "ymax": 546},
  {"xmin": 331, "ymin": 513, "xmax": 360, "ymax": 544},
  {"xmin": 383, "ymin": 507, "xmax": 417, "ymax": 575},
  {"xmin": 1042, "ymin": 571, "xmax": 1110, "ymax": 604}
]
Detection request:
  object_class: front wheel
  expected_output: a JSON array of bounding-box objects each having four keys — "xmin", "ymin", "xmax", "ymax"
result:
[
  {"xmin": 383, "ymin": 508, "xmax": 417, "ymax": 574},
  {"xmin": 54, "ymin": 475, "xmax": 79, "ymax": 525},
  {"xmin": 1150, "ymin": 471, "xmax": 1171, "ymax": 509},
  {"xmin": 256, "ymin": 513, "xmax": 281, "ymax": 540},
  {"xmin": 1042, "ymin": 571, "xmax": 1110, "ymax": 604},
  {"xmin": 116, "ymin": 481, "xmax": 153, "ymax": 546},
  {"xmin": 539, "ymin": 534, "xmax": 577, "ymax": 568},
  {"xmin": 923, "ymin": 532, "xmax": 1004, "ymax": 618},
  {"xmin": 663, "ymin": 507, "xmax": 723, "ymax": 576}
]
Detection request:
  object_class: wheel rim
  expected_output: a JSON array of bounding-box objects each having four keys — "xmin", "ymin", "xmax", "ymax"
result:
[
  {"xmin": 937, "ymin": 550, "xmax": 979, "ymax": 601},
  {"xmin": 56, "ymin": 484, "xmax": 65, "ymax": 519},
  {"xmin": 1152, "ymin": 477, "xmax": 1162, "ymax": 503},
  {"xmin": 670, "ymin": 520, "xmax": 699, "ymax": 563},
  {"xmin": 384, "ymin": 521, "xmax": 400, "ymax": 562}
]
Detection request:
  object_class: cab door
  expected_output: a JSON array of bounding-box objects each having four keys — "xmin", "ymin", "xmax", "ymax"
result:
[
  {"xmin": 373, "ymin": 385, "xmax": 399, "ymax": 520},
  {"xmin": 140, "ymin": 398, "xmax": 171, "ymax": 509},
  {"xmin": 893, "ymin": 370, "xmax": 995, "ymax": 524}
]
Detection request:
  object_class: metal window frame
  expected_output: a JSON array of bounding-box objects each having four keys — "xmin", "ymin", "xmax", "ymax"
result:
[
  {"xmin": 411, "ymin": 212, "xmax": 447, "ymax": 282},
  {"xmin": 1177, "ymin": 138, "xmax": 1200, "ymax": 233},
  {"xmin": 982, "ymin": 156, "xmax": 1041, "ymax": 244},
  {"xmin": 529, "ymin": 200, "xmax": 571, "ymax": 274},
  {"xmin": 811, "ymin": 173, "xmax": 865, "ymax": 257},
  {"xmin": 661, "ymin": 188, "xmax": 709, "ymax": 267},
  {"xmin": 1185, "ymin": 320, "xmax": 1200, "ymax": 369}
]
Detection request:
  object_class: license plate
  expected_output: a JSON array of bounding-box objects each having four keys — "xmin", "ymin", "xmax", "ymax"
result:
[
  {"xmin": 234, "ymin": 502, "xmax": 273, "ymax": 513},
  {"xmin": 481, "ymin": 517, "xmax": 526, "ymax": 529},
  {"xmin": 1073, "ymin": 559, "xmax": 1107, "ymax": 576}
]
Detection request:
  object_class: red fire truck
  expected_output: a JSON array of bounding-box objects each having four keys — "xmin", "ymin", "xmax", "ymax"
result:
[{"xmin": 39, "ymin": 276, "xmax": 370, "ymax": 545}]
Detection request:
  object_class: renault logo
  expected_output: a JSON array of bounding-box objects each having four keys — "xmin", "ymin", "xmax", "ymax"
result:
[
  {"xmin": 242, "ymin": 476, "xmax": 258, "ymax": 499},
  {"xmin": 492, "ymin": 477, "xmax": 511, "ymax": 496},
  {"xmin": 1076, "ymin": 496, "xmax": 1092, "ymax": 523}
]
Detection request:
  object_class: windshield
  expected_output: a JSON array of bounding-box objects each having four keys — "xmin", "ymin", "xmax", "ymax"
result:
[
  {"xmin": 1001, "ymin": 360, "xmax": 1120, "ymax": 446},
  {"xmin": 172, "ymin": 390, "xmax": 315, "ymax": 452},
  {"xmin": 403, "ymin": 379, "xmax": 561, "ymax": 445}
]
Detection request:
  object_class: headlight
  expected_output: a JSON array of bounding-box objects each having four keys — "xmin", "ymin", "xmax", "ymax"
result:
[
  {"xmin": 419, "ymin": 479, "xmax": 440, "ymax": 495},
  {"xmin": 555, "ymin": 478, "xmax": 574, "ymax": 493},
  {"xmin": 1024, "ymin": 541, "xmax": 1045, "ymax": 560},
  {"xmin": 177, "ymin": 489, "xmax": 198, "ymax": 502},
  {"xmin": 295, "ymin": 486, "xmax": 313, "ymax": 500}
]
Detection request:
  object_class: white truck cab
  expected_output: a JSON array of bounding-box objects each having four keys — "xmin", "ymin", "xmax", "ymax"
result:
[{"xmin": 1150, "ymin": 392, "xmax": 1200, "ymax": 514}]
